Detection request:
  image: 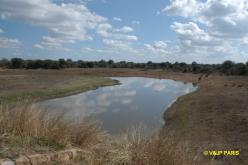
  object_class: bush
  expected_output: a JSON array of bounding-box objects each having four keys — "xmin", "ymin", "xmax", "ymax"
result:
[
  {"xmin": 10, "ymin": 58, "xmax": 25, "ymax": 69},
  {"xmin": 1, "ymin": 58, "xmax": 248, "ymax": 76}
]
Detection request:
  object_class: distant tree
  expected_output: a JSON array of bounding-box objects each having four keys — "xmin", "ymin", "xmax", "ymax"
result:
[
  {"xmin": 191, "ymin": 61, "xmax": 199, "ymax": 73},
  {"xmin": 146, "ymin": 61, "xmax": 153, "ymax": 69},
  {"xmin": 10, "ymin": 58, "xmax": 25, "ymax": 69},
  {"xmin": 58, "ymin": 59, "xmax": 67, "ymax": 69},
  {"xmin": 98, "ymin": 60, "xmax": 107, "ymax": 68},
  {"xmin": 108, "ymin": 60, "xmax": 114, "ymax": 64},
  {"xmin": 147, "ymin": 61, "xmax": 152, "ymax": 65},
  {"xmin": 25, "ymin": 60, "xmax": 36, "ymax": 69},
  {"xmin": 50, "ymin": 61, "xmax": 60, "ymax": 69},
  {"xmin": 0, "ymin": 58, "xmax": 9, "ymax": 68},
  {"xmin": 222, "ymin": 60, "xmax": 235, "ymax": 75},
  {"xmin": 3, "ymin": 57, "xmax": 248, "ymax": 76},
  {"xmin": 159, "ymin": 62, "xmax": 167, "ymax": 69},
  {"xmin": 43, "ymin": 60, "xmax": 54, "ymax": 69},
  {"xmin": 230, "ymin": 63, "xmax": 247, "ymax": 75},
  {"xmin": 86, "ymin": 62, "xmax": 94, "ymax": 68},
  {"xmin": 77, "ymin": 60, "xmax": 87, "ymax": 68},
  {"xmin": 66, "ymin": 59, "xmax": 74, "ymax": 68},
  {"xmin": 119, "ymin": 61, "xmax": 127, "ymax": 68},
  {"xmin": 126, "ymin": 62, "xmax": 134, "ymax": 68}
]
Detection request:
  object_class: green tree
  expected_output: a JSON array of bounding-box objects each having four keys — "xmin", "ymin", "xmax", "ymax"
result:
[
  {"xmin": 58, "ymin": 59, "xmax": 67, "ymax": 69},
  {"xmin": 230, "ymin": 63, "xmax": 247, "ymax": 75},
  {"xmin": 10, "ymin": 58, "xmax": 25, "ymax": 69},
  {"xmin": 222, "ymin": 60, "xmax": 234, "ymax": 75},
  {"xmin": 0, "ymin": 58, "xmax": 9, "ymax": 68}
]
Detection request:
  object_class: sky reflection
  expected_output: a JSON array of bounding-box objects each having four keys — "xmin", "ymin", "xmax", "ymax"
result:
[{"xmin": 38, "ymin": 77, "xmax": 197, "ymax": 134}]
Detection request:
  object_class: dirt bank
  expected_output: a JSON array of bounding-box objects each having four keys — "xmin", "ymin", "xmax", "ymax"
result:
[{"xmin": 77, "ymin": 68, "xmax": 248, "ymax": 164}]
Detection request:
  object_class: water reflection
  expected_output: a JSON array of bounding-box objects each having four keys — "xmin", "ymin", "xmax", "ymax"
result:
[{"xmin": 38, "ymin": 77, "xmax": 197, "ymax": 134}]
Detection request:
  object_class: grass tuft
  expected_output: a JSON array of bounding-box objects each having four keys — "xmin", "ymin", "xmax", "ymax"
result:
[{"xmin": 0, "ymin": 103, "xmax": 198, "ymax": 164}]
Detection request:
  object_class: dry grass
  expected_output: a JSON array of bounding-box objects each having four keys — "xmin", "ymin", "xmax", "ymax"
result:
[
  {"xmin": 0, "ymin": 72, "xmax": 118, "ymax": 105},
  {"xmin": 111, "ymin": 127, "xmax": 195, "ymax": 165},
  {"xmin": 0, "ymin": 103, "xmax": 198, "ymax": 165},
  {"xmin": 0, "ymin": 102, "xmax": 107, "ymax": 159}
]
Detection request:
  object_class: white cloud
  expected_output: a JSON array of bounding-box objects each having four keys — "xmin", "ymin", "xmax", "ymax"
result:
[
  {"xmin": 198, "ymin": 0, "xmax": 248, "ymax": 38},
  {"xmin": 97, "ymin": 23, "xmax": 113, "ymax": 37},
  {"xmin": 153, "ymin": 41, "xmax": 167, "ymax": 49},
  {"xmin": 145, "ymin": 41, "xmax": 168, "ymax": 53},
  {"xmin": 162, "ymin": 0, "xmax": 199, "ymax": 17},
  {"xmin": 171, "ymin": 22, "xmax": 215, "ymax": 46},
  {"xmin": 144, "ymin": 79, "xmax": 166, "ymax": 91},
  {"xmin": 132, "ymin": 20, "xmax": 140, "ymax": 25},
  {"xmin": 82, "ymin": 47, "xmax": 94, "ymax": 52},
  {"xmin": 164, "ymin": 0, "xmax": 248, "ymax": 39},
  {"xmin": 161, "ymin": 0, "xmax": 248, "ymax": 63},
  {"xmin": 97, "ymin": 24, "xmax": 138, "ymax": 41},
  {"xmin": 0, "ymin": 28, "xmax": 3, "ymax": 33},
  {"xmin": 103, "ymin": 39, "xmax": 130, "ymax": 49},
  {"xmin": 34, "ymin": 44, "xmax": 44, "ymax": 49},
  {"xmin": 114, "ymin": 26, "xmax": 133, "ymax": 33},
  {"xmin": 0, "ymin": 0, "xmax": 106, "ymax": 49},
  {"xmin": 113, "ymin": 17, "xmax": 122, "ymax": 22},
  {"xmin": 1, "ymin": 0, "xmax": 139, "ymax": 52},
  {"xmin": 102, "ymin": 39, "xmax": 138, "ymax": 54},
  {"xmin": 0, "ymin": 37, "xmax": 22, "ymax": 48}
]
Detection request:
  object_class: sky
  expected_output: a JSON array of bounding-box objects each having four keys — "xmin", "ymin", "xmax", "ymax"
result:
[{"xmin": 0, "ymin": 0, "xmax": 248, "ymax": 64}]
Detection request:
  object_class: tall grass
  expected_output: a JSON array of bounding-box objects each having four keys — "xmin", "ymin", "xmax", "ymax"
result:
[
  {"xmin": 0, "ymin": 103, "xmax": 199, "ymax": 164},
  {"xmin": 110, "ymin": 126, "xmax": 195, "ymax": 165},
  {"xmin": 0, "ymin": 102, "xmax": 108, "ymax": 159}
]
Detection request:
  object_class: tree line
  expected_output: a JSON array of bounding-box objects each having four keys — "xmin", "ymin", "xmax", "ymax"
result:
[{"xmin": 0, "ymin": 58, "xmax": 248, "ymax": 75}]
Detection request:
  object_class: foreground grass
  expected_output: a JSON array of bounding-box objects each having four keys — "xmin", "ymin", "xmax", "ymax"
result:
[
  {"xmin": 0, "ymin": 103, "xmax": 107, "ymax": 159},
  {"xmin": 0, "ymin": 103, "xmax": 195, "ymax": 164}
]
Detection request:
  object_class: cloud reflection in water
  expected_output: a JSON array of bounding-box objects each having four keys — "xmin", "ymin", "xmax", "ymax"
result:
[{"xmin": 38, "ymin": 77, "xmax": 197, "ymax": 134}]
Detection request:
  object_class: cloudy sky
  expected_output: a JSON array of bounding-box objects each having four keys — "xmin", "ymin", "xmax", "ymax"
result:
[{"xmin": 0, "ymin": 0, "xmax": 248, "ymax": 63}]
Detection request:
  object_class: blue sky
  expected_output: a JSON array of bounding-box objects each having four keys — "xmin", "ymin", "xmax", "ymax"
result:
[{"xmin": 0, "ymin": 0, "xmax": 248, "ymax": 63}]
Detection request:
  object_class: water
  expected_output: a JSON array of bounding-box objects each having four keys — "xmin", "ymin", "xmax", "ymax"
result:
[{"xmin": 38, "ymin": 77, "xmax": 197, "ymax": 134}]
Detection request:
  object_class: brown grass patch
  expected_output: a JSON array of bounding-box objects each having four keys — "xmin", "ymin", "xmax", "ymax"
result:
[{"xmin": 0, "ymin": 103, "xmax": 199, "ymax": 164}]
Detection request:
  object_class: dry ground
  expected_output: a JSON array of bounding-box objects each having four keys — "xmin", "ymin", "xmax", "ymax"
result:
[
  {"xmin": 0, "ymin": 68, "xmax": 248, "ymax": 164},
  {"xmin": 0, "ymin": 69, "xmax": 118, "ymax": 105}
]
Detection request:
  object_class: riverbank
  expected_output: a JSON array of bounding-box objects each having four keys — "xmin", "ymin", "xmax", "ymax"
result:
[
  {"xmin": 1, "ymin": 68, "xmax": 248, "ymax": 164},
  {"xmin": 0, "ymin": 69, "xmax": 118, "ymax": 105},
  {"xmin": 67, "ymin": 68, "xmax": 248, "ymax": 164},
  {"xmin": 163, "ymin": 74, "xmax": 248, "ymax": 164}
]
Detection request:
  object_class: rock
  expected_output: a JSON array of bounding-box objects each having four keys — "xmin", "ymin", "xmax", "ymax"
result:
[
  {"xmin": 28, "ymin": 154, "xmax": 51, "ymax": 165},
  {"xmin": 0, "ymin": 160, "xmax": 15, "ymax": 165},
  {"xmin": 2, "ymin": 149, "xmax": 86, "ymax": 165},
  {"xmin": 15, "ymin": 156, "xmax": 31, "ymax": 165},
  {"xmin": 55, "ymin": 151, "xmax": 72, "ymax": 162}
]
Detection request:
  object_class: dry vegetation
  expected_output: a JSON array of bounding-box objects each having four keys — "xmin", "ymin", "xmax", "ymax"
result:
[
  {"xmin": 1, "ymin": 69, "xmax": 248, "ymax": 164},
  {"xmin": 0, "ymin": 70, "xmax": 118, "ymax": 105},
  {"xmin": 0, "ymin": 103, "xmax": 194, "ymax": 165},
  {"xmin": 0, "ymin": 103, "xmax": 106, "ymax": 159}
]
